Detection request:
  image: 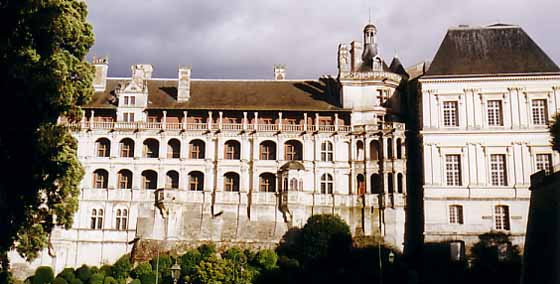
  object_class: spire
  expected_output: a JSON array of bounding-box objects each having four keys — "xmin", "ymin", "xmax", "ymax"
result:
[{"xmin": 361, "ymin": 23, "xmax": 378, "ymax": 66}]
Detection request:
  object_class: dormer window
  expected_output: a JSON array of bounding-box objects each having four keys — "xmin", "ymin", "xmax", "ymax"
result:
[{"xmin": 123, "ymin": 95, "xmax": 136, "ymax": 106}]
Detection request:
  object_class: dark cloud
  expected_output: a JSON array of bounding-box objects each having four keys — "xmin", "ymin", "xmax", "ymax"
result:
[{"xmin": 86, "ymin": 0, "xmax": 560, "ymax": 79}]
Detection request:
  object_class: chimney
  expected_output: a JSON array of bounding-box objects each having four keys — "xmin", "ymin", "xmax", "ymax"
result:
[
  {"xmin": 131, "ymin": 64, "xmax": 153, "ymax": 86},
  {"xmin": 177, "ymin": 66, "xmax": 191, "ymax": 102},
  {"xmin": 274, "ymin": 65, "xmax": 286, "ymax": 80},
  {"xmin": 350, "ymin": 41, "xmax": 362, "ymax": 72},
  {"xmin": 92, "ymin": 56, "xmax": 109, "ymax": 91}
]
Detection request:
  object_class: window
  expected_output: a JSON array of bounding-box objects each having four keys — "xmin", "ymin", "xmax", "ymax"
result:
[
  {"xmin": 370, "ymin": 174, "xmax": 382, "ymax": 194},
  {"xmin": 166, "ymin": 170, "xmax": 179, "ymax": 189},
  {"xmin": 188, "ymin": 171, "xmax": 204, "ymax": 191},
  {"xmin": 142, "ymin": 170, "xmax": 158, "ymax": 189},
  {"xmin": 90, "ymin": 209, "xmax": 104, "ymax": 230},
  {"xmin": 115, "ymin": 209, "xmax": 128, "ymax": 231},
  {"xmin": 449, "ymin": 205, "xmax": 464, "ymax": 224},
  {"xmin": 532, "ymin": 99, "xmax": 548, "ymax": 125},
  {"xmin": 536, "ymin": 154, "xmax": 553, "ymax": 173},
  {"xmin": 143, "ymin": 139, "xmax": 159, "ymax": 158},
  {"xmin": 224, "ymin": 140, "xmax": 240, "ymax": 160},
  {"xmin": 284, "ymin": 140, "xmax": 302, "ymax": 160},
  {"xmin": 445, "ymin": 155, "xmax": 462, "ymax": 186},
  {"xmin": 224, "ymin": 172, "xmax": 239, "ymax": 192},
  {"xmin": 356, "ymin": 141, "xmax": 364, "ymax": 160},
  {"xmin": 370, "ymin": 140, "xmax": 381, "ymax": 160},
  {"xmin": 123, "ymin": 112, "xmax": 135, "ymax": 122},
  {"xmin": 117, "ymin": 169, "xmax": 132, "ymax": 189},
  {"xmin": 495, "ymin": 205, "xmax": 510, "ymax": 230},
  {"xmin": 123, "ymin": 96, "xmax": 135, "ymax": 106},
  {"xmin": 290, "ymin": 178, "xmax": 298, "ymax": 191},
  {"xmin": 487, "ymin": 100, "xmax": 503, "ymax": 126},
  {"xmin": 189, "ymin": 140, "xmax": 205, "ymax": 159},
  {"xmin": 321, "ymin": 141, "xmax": 333, "ymax": 161},
  {"xmin": 120, "ymin": 138, "xmax": 134, "ymax": 158},
  {"xmin": 443, "ymin": 101, "xmax": 459, "ymax": 127},
  {"xmin": 93, "ymin": 169, "xmax": 108, "ymax": 189},
  {"xmin": 259, "ymin": 173, "xmax": 276, "ymax": 192},
  {"xmin": 167, "ymin": 139, "xmax": 181, "ymax": 159},
  {"xmin": 387, "ymin": 138, "xmax": 393, "ymax": 159},
  {"xmin": 96, "ymin": 138, "xmax": 111, "ymax": 157},
  {"xmin": 320, "ymin": 174, "xmax": 333, "ymax": 194},
  {"xmin": 396, "ymin": 139, "xmax": 403, "ymax": 159},
  {"xmin": 397, "ymin": 173, "xmax": 404, "ymax": 193},
  {"xmin": 259, "ymin": 141, "xmax": 277, "ymax": 160},
  {"xmin": 357, "ymin": 174, "xmax": 366, "ymax": 195},
  {"xmin": 490, "ymin": 154, "xmax": 507, "ymax": 186}
]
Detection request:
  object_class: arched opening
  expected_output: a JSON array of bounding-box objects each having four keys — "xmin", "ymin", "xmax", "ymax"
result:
[
  {"xmin": 143, "ymin": 139, "xmax": 159, "ymax": 158},
  {"xmin": 320, "ymin": 173, "xmax": 333, "ymax": 194},
  {"xmin": 189, "ymin": 139, "xmax": 205, "ymax": 159},
  {"xmin": 188, "ymin": 171, "xmax": 204, "ymax": 191},
  {"xmin": 93, "ymin": 169, "xmax": 108, "ymax": 189},
  {"xmin": 396, "ymin": 138, "xmax": 402, "ymax": 159},
  {"xmin": 290, "ymin": 178, "xmax": 299, "ymax": 191},
  {"xmin": 224, "ymin": 140, "xmax": 241, "ymax": 160},
  {"xmin": 96, "ymin": 138, "xmax": 111, "ymax": 157},
  {"xmin": 357, "ymin": 174, "xmax": 365, "ymax": 195},
  {"xmin": 117, "ymin": 169, "xmax": 132, "ymax": 189},
  {"xmin": 387, "ymin": 173, "xmax": 394, "ymax": 193},
  {"xmin": 166, "ymin": 170, "xmax": 179, "ymax": 189},
  {"xmin": 370, "ymin": 140, "xmax": 381, "ymax": 160},
  {"xmin": 119, "ymin": 138, "xmax": 135, "ymax": 158},
  {"xmin": 224, "ymin": 172, "xmax": 240, "ymax": 192},
  {"xmin": 259, "ymin": 173, "xmax": 276, "ymax": 192},
  {"xmin": 141, "ymin": 170, "xmax": 158, "ymax": 189},
  {"xmin": 370, "ymin": 174, "xmax": 382, "ymax": 194},
  {"xmin": 167, "ymin": 139, "xmax": 181, "ymax": 159},
  {"xmin": 356, "ymin": 141, "xmax": 364, "ymax": 160},
  {"xmin": 387, "ymin": 138, "xmax": 393, "ymax": 159},
  {"xmin": 259, "ymin": 141, "xmax": 277, "ymax": 160},
  {"xmin": 397, "ymin": 173, "xmax": 404, "ymax": 193},
  {"xmin": 284, "ymin": 140, "xmax": 303, "ymax": 160}
]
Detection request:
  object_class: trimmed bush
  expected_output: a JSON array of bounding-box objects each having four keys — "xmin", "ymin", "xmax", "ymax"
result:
[
  {"xmin": 111, "ymin": 255, "xmax": 131, "ymax": 281},
  {"xmin": 57, "ymin": 268, "xmax": 75, "ymax": 282},
  {"xmin": 180, "ymin": 249, "xmax": 201, "ymax": 276},
  {"xmin": 223, "ymin": 246, "xmax": 247, "ymax": 263},
  {"xmin": 33, "ymin": 267, "xmax": 54, "ymax": 284},
  {"xmin": 130, "ymin": 262, "xmax": 152, "ymax": 279},
  {"xmin": 53, "ymin": 277, "xmax": 68, "ymax": 284},
  {"xmin": 102, "ymin": 276, "xmax": 117, "ymax": 284},
  {"xmin": 69, "ymin": 279, "xmax": 83, "ymax": 284},
  {"xmin": 254, "ymin": 249, "xmax": 278, "ymax": 271},
  {"xmin": 76, "ymin": 265, "xmax": 92, "ymax": 282},
  {"xmin": 129, "ymin": 280, "xmax": 141, "ymax": 284},
  {"xmin": 197, "ymin": 243, "xmax": 216, "ymax": 260},
  {"xmin": 139, "ymin": 271, "xmax": 158, "ymax": 284},
  {"xmin": 99, "ymin": 266, "xmax": 112, "ymax": 278},
  {"xmin": 88, "ymin": 273, "xmax": 104, "ymax": 284}
]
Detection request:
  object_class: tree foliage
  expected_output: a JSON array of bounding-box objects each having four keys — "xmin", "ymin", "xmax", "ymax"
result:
[
  {"xmin": 300, "ymin": 214, "xmax": 352, "ymax": 264},
  {"xmin": 551, "ymin": 112, "xmax": 560, "ymax": 153},
  {"xmin": 33, "ymin": 267, "xmax": 54, "ymax": 284},
  {"xmin": 0, "ymin": 0, "xmax": 95, "ymax": 262}
]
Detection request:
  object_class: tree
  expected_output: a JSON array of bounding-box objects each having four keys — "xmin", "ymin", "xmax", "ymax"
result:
[
  {"xmin": 300, "ymin": 214, "xmax": 352, "ymax": 264},
  {"xmin": 111, "ymin": 255, "xmax": 131, "ymax": 282},
  {"xmin": 0, "ymin": 0, "xmax": 95, "ymax": 263},
  {"xmin": 551, "ymin": 112, "xmax": 560, "ymax": 153},
  {"xmin": 32, "ymin": 267, "xmax": 54, "ymax": 284}
]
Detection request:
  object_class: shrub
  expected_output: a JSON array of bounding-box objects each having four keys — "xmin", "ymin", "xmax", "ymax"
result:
[
  {"xmin": 69, "ymin": 279, "xmax": 83, "ymax": 284},
  {"xmin": 102, "ymin": 277, "xmax": 117, "ymax": 284},
  {"xmin": 139, "ymin": 271, "xmax": 158, "ymax": 284},
  {"xmin": 129, "ymin": 280, "xmax": 140, "ymax": 284},
  {"xmin": 180, "ymin": 249, "xmax": 202, "ymax": 276},
  {"xmin": 254, "ymin": 249, "xmax": 278, "ymax": 271},
  {"xmin": 76, "ymin": 265, "xmax": 92, "ymax": 282},
  {"xmin": 130, "ymin": 262, "xmax": 152, "ymax": 279},
  {"xmin": 223, "ymin": 247, "xmax": 247, "ymax": 263},
  {"xmin": 111, "ymin": 255, "xmax": 131, "ymax": 281},
  {"xmin": 33, "ymin": 267, "xmax": 54, "ymax": 284},
  {"xmin": 88, "ymin": 273, "xmax": 104, "ymax": 284},
  {"xmin": 300, "ymin": 214, "xmax": 352, "ymax": 264},
  {"xmin": 53, "ymin": 277, "xmax": 68, "ymax": 284},
  {"xmin": 99, "ymin": 266, "xmax": 112, "ymax": 278},
  {"xmin": 197, "ymin": 243, "xmax": 216, "ymax": 260},
  {"xmin": 57, "ymin": 268, "xmax": 75, "ymax": 282}
]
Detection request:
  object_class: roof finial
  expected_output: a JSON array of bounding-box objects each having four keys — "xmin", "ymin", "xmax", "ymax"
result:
[{"xmin": 369, "ymin": 8, "xmax": 372, "ymax": 24}]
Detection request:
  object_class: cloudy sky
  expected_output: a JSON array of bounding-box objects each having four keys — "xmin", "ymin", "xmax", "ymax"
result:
[{"xmin": 86, "ymin": 0, "xmax": 560, "ymax": 79}]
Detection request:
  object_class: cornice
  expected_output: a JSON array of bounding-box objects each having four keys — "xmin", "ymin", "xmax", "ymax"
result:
[{"xmin": 420, "ymin": 74, "xmax": 560, "ymax": 84}]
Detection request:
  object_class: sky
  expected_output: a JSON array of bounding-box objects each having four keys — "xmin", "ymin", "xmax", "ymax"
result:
[{"xmin": 86, "ymin": 0, "xmax": 560, "ymax": 79}]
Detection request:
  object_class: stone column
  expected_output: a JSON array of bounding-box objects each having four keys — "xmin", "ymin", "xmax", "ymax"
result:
[
  {"xmin": 243, "ymin": 112, "xmax": 248, "ymax": 130},
  {"xmin": 162, "ymin": 110, "xmax": 167, "ymax": 130},
  {"xmin": 218, "ymin": 111, "xmax": 223, "ymax": 130},
  {"xmin": 182, "ymin": 111, "xmax": 188, "ymax": 130},
  {"xmin": 90, "ymin": 110, "xmax": 95, "ymax": 128},
  {"xmin": 334, "ymin": 113, "xmax": 339, "ymax": 131},
  {"xmin": 207, "ymin": 111, "xmax": 213, "ymax": 130},
  {"xmin": 278, "ymin": 112, "xmax": 283, "ymax": 131},
  {"xmin": 253, "ymin": 112, "xmax": 258, "ymax": 131}
]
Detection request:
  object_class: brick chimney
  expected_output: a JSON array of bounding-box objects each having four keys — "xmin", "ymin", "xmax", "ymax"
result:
[
  {"xmin": 92, "ymin": 56, "xmax": 109, "ymax": 91},
  {"xmin": 274, "ymin": 65, "xmax": 286, "ymax": 80},
  {"xmin": 177, "ymin": 66, "xmax": 191, "ymax": 102}
]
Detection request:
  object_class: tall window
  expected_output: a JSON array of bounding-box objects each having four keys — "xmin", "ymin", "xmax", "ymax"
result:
[
  {"xmin": 167, "ymin": 139, "xmax": 181, "ymax": 159},
  {"xmin": 224, "ymin": 140, "xmax": 240, "ymax": 160},
  {"xmin": 320, "ymin": 174, "xmax": 334, "ymax": 194},
  {"xmin": 120, "ymin": 138, "xmax": 134, "ymax": 158},
  {"xmin": 387, "ymin": 138, "xmax": 393, "ymax": 159},
  {"xmin": 115, "ymin": 209, "xmax": 128, "ymax": 231},
  {"xmin": 445, "ymin": 155, "xmax": 462, "ymax": 186},
  {"xmin": 370, "ymin": 140, "xmax": 381, "ymax": 160},
  {"xmin": 356, "ymin": 141, "xmax": 364, "ymax": 160},
  {"xmin": 142, "ymin": 170, "xmax": 158, "ymax": 189},
  {"xmin": 321, "ymin": 141, "xmax": 334, "ymax": 161},
  {"xmin": 449, "ymin": 205, "xmax": 464, "ymax": 224},
  {"xmin": 166, "ymin": 170, "xmax": 179, "ymax": 189},
  {"xmin": 259, "ymin": 173, "xmax": 276, "ymax": 192},
  {"xmin": 536, "ymin": 154, "xmax": 553, "ymax": 173},
  {"xmin": 495, "ymin": 205, "xmax": 510, "ymax": 230},
  {"xmin": 123, "ymin": 112, "xmax": 135, "ymax": 122},
  {"xmin": 443, "ymin": 101, "xmax": 459, "ymax": 127},
  {"xmin": 90, "ymin": 209, "xmax": 104, "ymax": 230},
  {"xmin": 490, "ymin": 154, "xmax": 507, "ymax": 186},
  {"xmin": 188, "ymin": 171, "xmax": 204, "ymax": 191},
  {"xmin": 117, "ymin": 169, "xmax": 132, "ymax": 189},
  {"xmin": 531, "ymin": 99, "xmax": 548, "ymax": 125},
  {"xmin": 143, "ymin": 139, "xmax": 159, "ymax": 158},
  {"xmin": 259, "ymin": 141, "xmax": 276, "ymax": 160},
  {"xmin": 370, "ymin": 174, "xmax": 382, "ymax": 194},
  {"xmin": 290, "ymin": 178, "xmax": 298, "ymax": 191},
  {"xmin": 386, "ymin": 173, "xmax": 393, "ymax": 194},
  {"xmin": 397, "ymin": 173, "xmax": 404, "ymax": 193},
  {"xmin": 189, "ymin": 140, "xmax": 205, "ymax": 159},
  {"xmin": 93, "ymin": 169, "xmax": 108, "ymax": 189},
  {"xmin": 396, "ymin": 139, "xmax": 403, "ymax": 159},
  {"xmin": 96, "ymin": 138, "xmax": 111, "ymax": 157},
  {"xmin": 487, "ymin": 100, "xmax": 503, "ymax": 126},
  {"xmin": 284, "ymin": 140, "xmax": 302, "ymax": 160},
  {"xmin": 224, "ymin": 172, "xmax": 239, "ymax": 192}
]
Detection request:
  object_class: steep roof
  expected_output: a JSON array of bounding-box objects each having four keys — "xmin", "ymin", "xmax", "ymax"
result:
[
  {"xmin": 86, "ymin": 78, "xmax": 344, "ymax": 112},
  {"xmin": 424, "ymin": 24, "xmax": 560, "ymax": 77}
]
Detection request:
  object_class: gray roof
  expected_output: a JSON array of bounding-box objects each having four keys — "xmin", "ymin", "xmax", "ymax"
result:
[{"xmin": 424, "ymin": 24, "xmax": 560, "ymax": 77}]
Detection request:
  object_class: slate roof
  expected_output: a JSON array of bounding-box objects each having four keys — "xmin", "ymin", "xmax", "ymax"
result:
[
  {"xmin": 86, "ymin": 77, "xmax": 344, "ymax": 112},
  {"xmin": 424, "ymin": 24, "xmax": 560, "ymax": 77}
]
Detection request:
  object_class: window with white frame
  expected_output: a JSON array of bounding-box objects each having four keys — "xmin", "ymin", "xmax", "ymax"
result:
[
  {"xmin": 445, "ymin": 155, "xmax": 462, "ymax": 186},
  {"xmin": 321, "ymin": 141, "xmax": 334, "ymax": 161},
  {"xmin": 123, "ymin": 112, "xmax": 135, "ymax": 122},
  {"xmin": 320, "ymin": 173, "xmax": 334, "ymax": 194},
  {"xmin": 495, "ymin": 205, "xmax": 510, "ymax": 230},
  {"xmin": 449, "ymin": 205, "xmax": 464, "ymax": 224},
  {"xmin": 90, "ymin": 209, "xmax": 104, "ymax": 230},
  {"xmin": 443, "ymin": 101, "xmax": 459, "ymax": 127},
  {"xmin": 490, "ymin": 154, "xmax": 507, "ymax": 186},
  {"xmin": 536, "ymin": 154, "xmax": 553, "ymax": 174},
  {"xmin": 487, "ymin": 100, "xmax": 503, "ymax": 126},
  {"xmin": 531, "ymin": 99, "xmax": 548, "ymax": 125},
  {"xmin": 115, "ymin": 209, "xmax": 128, "ymax": 231}
]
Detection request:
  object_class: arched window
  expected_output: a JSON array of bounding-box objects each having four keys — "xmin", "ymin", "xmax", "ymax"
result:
[
  {"xmin": 357, "ymin": 174, "xmax": 365, "ymax": 195},
  {"xmin": 284, "ymin": 140, "xmax": 302, "ymax": 160},
  {"xmin": 320, "ymin": 174, "xmax": 333, "ymax": 194},
  {"xmin": 119, "ymin": 138, "xmax": 134, "ymax": 158},
  {"xmin": 449, "ymin": 205, "xmax": 464, "ymax": 225},
  {"xmin": 93, "ymin": 169, "xmax": 108, "ymax": 189},
  {"xmin": 290, "ymin": 178, "xmax": 298, "ymax": 191},
  {"xmin": 370, "ymin": 140, "xmax": 381, "ymax": 160},
  {"xmin": 224, "ymin": 172, "xmax": 240, "ymax": 192},
  {"xmin": 188, "ymin": 171, "xmax": 204, "ymax": 191},
  {"xmin": 142, "ymin": 170, "xmax": 158, "ymax": 189},
  {"xmin": 387, "ymin": 173, "xmax": 394, "ymax": 193},
  {"xmin": 283, "ymin": 178, "xmax": 288, "ymax": 192},
  {"xmin": 224, "ymin": 140, "xmax": 240, "ymax": 160},
  {"xmin": 397, "ymin": 173, "xmax": 404, "ymax": 193},
  {"xmin": 259, "ymin": 173, "xmax": 276, "ymax": 192},
  {"xmin": 167, "ymin": 139, "xmax": 181, "ymax": 159},
  {"xmin": 115, "ymin": 209, "xmax": 128, "ymax": 231},
  {"xmin": 90, "ymin": 208, "xmax": 104, "ymax": 230},
  {"xmin": 396, "ymin": 139, "xmax": 402, "ymax": 159},
  {"xmin": 96, "ymin": 138, "xmax": 111, "ymax": 157},
  {"xmin": 143, "ymin": 139, "xmax": 159, "ymax": 158},
  {"xmin": 166, "ymin": 170, "xmax": 179, "ymax": 189},
  {"xmin": 321, "ymin": 141, "xmax": 334, "ymax": 162},
  {"xmin": 259, "ymin": 141, "xmax": 277, "ymax": 160},
  {"xmin": 387, "ymin": 138, "xmax": 393, "ymax": 159},
  {"xmin": 117, "ymin": 169, "xmax": 132, "ymax": 189},
  {"xmin": 370, "ymin": 174, "xmax": 382, "ymax": 194},
  {"xmin": 189, "ymin": 139, "xmax": 205, "ymax": 159},
  {"xmin": 495, "ymin": 205, "xmax": 510, "ymax": 230},
  {"xmin": 356, "ymin": 141, "xmax": 364, "ymax": 160}
]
